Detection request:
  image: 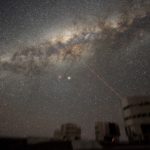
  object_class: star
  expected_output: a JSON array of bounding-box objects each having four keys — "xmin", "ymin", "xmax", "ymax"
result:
[
  {"xmin": 58, "ymin": 75, "xmax": 62, "ymax": 80},
  {"xmin": 67, "ymin": 76, "xmax": 71, "ymax": 80}
]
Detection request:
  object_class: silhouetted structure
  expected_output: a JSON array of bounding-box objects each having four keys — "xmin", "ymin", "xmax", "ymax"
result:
[
  {"xmin": 95, "ymin": 121, "xmax": 120, "ymax": 143},
  {"xmin": 53, "ymin": 123, "xmax": 81, "ymax": 141}
]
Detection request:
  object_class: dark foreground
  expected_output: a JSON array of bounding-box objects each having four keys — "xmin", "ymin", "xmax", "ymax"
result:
[{"xmin": 0, "ymin": 138, "xmax": 150, "ymax": 150}]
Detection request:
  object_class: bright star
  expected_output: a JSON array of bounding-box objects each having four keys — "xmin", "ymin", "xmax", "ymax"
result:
[{"xmin": 67, "ymin": 76, "xmax": 71, "ymax": 80}]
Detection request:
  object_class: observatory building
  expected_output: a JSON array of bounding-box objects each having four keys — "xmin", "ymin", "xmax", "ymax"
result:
[
  {"xmin": 122, "ymin": 96, "xmax": 150, "ymax": 142},
  {"xmin": 95, "ymin": 121, "xmax": 120, "ymax": 143},
  {"xmin": 53, "ymin": 123, "xmax": 81, "ymax": 141}
]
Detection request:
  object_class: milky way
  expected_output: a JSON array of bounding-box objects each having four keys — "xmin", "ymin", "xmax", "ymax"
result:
[
  {"xmin": 0, "ymin": 0, "xmax": 150, "ymax": 139},
  {"xmin": 0, "ymin": 23, "xmax": 101, "ymax": 74},
  {"xmin": 1, "ymin": 10, "xmax": 148, "ymax": 74}
]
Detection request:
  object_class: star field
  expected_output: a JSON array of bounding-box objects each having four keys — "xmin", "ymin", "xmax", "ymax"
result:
[{"xmin": 0, "ymin": 0, "xmax": 150, "ymax": 139}]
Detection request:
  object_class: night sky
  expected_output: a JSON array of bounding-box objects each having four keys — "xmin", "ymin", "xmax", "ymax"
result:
[{"xmin": 0, "ymin": 0, "xmax": 150, "ymax": 139}]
